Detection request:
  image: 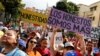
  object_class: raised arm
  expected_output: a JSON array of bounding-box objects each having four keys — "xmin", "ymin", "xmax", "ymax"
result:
[
  {"xmin": 76, "ymin": 34, "xmax": 86, "ymax": 55},
  {"xmin": 50, "ymin": 28, "xmax": 57, "ymax": 56}
]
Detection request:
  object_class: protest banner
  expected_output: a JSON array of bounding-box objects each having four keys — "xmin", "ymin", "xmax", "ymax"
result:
[
  {"xmin": 91, "ymin": 27, "xmax": 100, "ymax": 38},
  {"xmin": 48, "ymin": 8, "xmax": 92, "ymax": 36},
  {"xmin": 20, "ymin": 9, "xmax": 48, "ymax": 26}
]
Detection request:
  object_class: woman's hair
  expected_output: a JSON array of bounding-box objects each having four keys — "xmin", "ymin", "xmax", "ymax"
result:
[
  {"xmin": 40, "ymin": 38, "xmax": 47, "ymax": 43},
  {"xmin": 26, "ymin": 37, "xmax": 37, "ymax": 55},
  {"xmin": 38, "ymin": 38, "xmax": 47, "ymax": 46}
]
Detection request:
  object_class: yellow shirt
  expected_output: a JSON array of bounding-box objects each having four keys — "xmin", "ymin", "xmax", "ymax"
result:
[{"xmin": 27, "ymin": 51, "xmax": 41, "ymax": 56}]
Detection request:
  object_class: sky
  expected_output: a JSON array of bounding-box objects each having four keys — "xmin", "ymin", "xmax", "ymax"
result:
[{"xmin": 22, "ymin": 0, "xmax": 100, "ymax": 10}]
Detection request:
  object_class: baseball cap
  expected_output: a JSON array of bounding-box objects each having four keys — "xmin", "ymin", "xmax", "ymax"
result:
[
  {"xmin": 31, "ymin": 38, "xmax": 37, "ymax": 43},
  {"xmin": 35, "ymin": 32, "xmax": 41, "ymax": 38},
  {"xmin": 65, "ymin": 50, "xmax": 77, "ymax": 56},
  {"xmin": 64, "ymin": 42, "xmax": 74, "ymax": 48},
  {"xmin": 18, "ymin": 39, "xmax": 26, "ymax": 48}
]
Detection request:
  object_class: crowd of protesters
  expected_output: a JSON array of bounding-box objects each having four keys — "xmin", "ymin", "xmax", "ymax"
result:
[{"xmin": 0, "ymin": 21, "xmax": 100, "ymax": 56}]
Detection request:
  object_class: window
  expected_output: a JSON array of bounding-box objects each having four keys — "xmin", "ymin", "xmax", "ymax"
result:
[
  {"xmin": 92, "ymin": 16, "xmax": 95, "ymax": 21},
  {"xmin": 90, "ymin": 6, "xmax": 97, "ymax": 11},
  {"xmin": 89, "ymin": 16, "xmax": 95, "ymax": 21},
  {"xmin": 89, "ymin": 17, "xmax": 92, "ymax": 19}
]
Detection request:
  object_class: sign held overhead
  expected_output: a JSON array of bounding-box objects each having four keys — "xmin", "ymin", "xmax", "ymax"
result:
[{"xmin": 48, "ymin": 8, "xmax": 92, "ymax": 36}]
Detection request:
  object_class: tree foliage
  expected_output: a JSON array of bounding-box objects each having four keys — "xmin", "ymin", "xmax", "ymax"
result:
[
  {"xmin": 0, "ymin": 0, "xmax": 25, "ymax": 18},
  {"xmin": 66, "ymin": 31, "xmax": 76, "ymax": 37},
  {"xmin": 55, "ymin": 0, "xmax": 79, "ymax": 15},
  {"xmin": 0, "ymin": 2, "xmax": 4, "ymax": 12}
]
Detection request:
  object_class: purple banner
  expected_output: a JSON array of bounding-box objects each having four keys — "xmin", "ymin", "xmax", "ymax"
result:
[{"xmin": 48, "ymin": 8, "xmax": 92, "ymax": 36}]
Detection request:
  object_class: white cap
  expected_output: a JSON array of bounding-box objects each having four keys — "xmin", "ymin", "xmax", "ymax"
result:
[
  {"xmin": 32, "ymin": 39, "xmax": 37, "ymax": 43},
  {"xmin": 36, "ymin": 32, "xmax": 41, "ymax": 38},
  {"xmin": 58, "ymin": 43, "xmax": 64, "ymax": 48},
  {"xmin": 0, "ymin": 26, "xmax": 8, "ymax": 31},
  {"xmin": 64, "ymin": 42, "xmax": 74, "ymax": 48},
  {"xmin": 3, "ymin": 27, "xmax": 8, "ymax": 31}
]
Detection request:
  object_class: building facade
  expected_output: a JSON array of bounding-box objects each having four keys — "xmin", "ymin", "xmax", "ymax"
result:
[{"xmin": 78, "ymin": 1, "xmax": 100, "ymax": 27}]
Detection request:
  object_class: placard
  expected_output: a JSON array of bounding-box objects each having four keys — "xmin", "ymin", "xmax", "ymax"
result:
[
  {"xmin": 48, "ymin": 8, "xmax": 92, "ymax": 36},
  {"xmin": 20, "ymin": 9, "xmax": 48, "ymax": 26},
  {"xmin": 91, "ymin": 27, "xmax": 100, "ymax": 38}
]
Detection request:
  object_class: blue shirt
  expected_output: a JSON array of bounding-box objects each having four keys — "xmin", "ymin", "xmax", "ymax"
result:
[
  {"xmin": 65, "ymin": 50, "xmax": 78, "ymax": 56},
  {"xmin": 93, "ymin": 47, "xmax": 99, "ymax": 54},
  {"xmin": 6, "ymin": 47, "xmax": 27, "ymax": 56}
]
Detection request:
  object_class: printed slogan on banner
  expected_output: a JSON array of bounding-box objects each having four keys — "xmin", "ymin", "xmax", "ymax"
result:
[
  {"xmin": 20, "ymin": 9, "xmax": 48, "ymax": 26},
  {"xmin": 48, "ymin": 8, "xmax": 92, "ymax": 36}
]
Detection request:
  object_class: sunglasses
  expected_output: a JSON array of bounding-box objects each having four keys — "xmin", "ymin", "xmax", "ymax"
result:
[{"xmin": 30, "ymin": 40, "xmax": 37, "ymax": 44}]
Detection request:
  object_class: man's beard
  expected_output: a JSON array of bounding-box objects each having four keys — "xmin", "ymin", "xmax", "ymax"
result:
[
  {"xmin": 0, "ymin": 42, "xmax": 6, "ymax": 47},
  {"xmin": 0, "ymin": 41, "xmax": 12, "ymax": 47}
]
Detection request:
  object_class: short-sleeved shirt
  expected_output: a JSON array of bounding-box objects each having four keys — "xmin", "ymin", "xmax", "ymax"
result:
[
  {"xmin": 93, "ymin": 47, "xmax": 99, "ymax": 54},
  {"xmin": 36, "ymin": 47, "xmax": 51, "ymax": 56},
  {"xmin": 75, "ymin": 50, "xmax": 83, "ymax": 56},
  {"xmin": 96, "ymin": 52, "xmax": 100, "ymax": 56},
  {"xmin": 65, "ymin": 50, "xmax": 78, "ymax": 56},
  {"xmin": 6, "ymin": 47, "xmax": 27, "ymax": 56},
  {"xmin": 27, "ymin": 50, "xmax": 41, "ymax": 56}
]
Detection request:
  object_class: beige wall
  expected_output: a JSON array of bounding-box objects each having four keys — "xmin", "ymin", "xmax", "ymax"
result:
[
  {"xmin": 78, "ymin": 4, "xmax": 90, "ymax": 18},
  {"xmin": 78, "ymin": 1, "xmax": 100, "ymax": 27},
  {"xmin": 89, "ymin": 2, "xmax": 100, "ymax": 27}
]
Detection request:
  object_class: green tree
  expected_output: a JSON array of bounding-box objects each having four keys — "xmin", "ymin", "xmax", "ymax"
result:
[
  {"xmin": 0, "ymin": 2, "xmax": 4, "ymax": 12},
  {"xmin": 0, "ymin": 2, "xmax": 5, "ymax": 21},
  {"xmin": 55, "ymin": 0, "xmax": 78, "ymax": 15},
  {"xmin": 0, "ymin": 0, "xmax": 25, "ymax": 22},
  {"xmin": 55, "ymin": 0, "xmax": 79, "ymax": 37}
]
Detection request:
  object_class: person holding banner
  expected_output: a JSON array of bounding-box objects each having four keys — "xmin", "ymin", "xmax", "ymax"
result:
[
  {"xmin": 61, "ymin": 34, "xmax": 84, "ymax": 56},
  {"xmin": 50, "ymin": 27, "xmax": 78, "ymax": 56},
  {"xmin": 50, "ymin": 27, "xmax": 64, "ymax": 56},
  {"xmin": 50, "ymin": 27, "xmax": 86, "ymax": 56}
]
